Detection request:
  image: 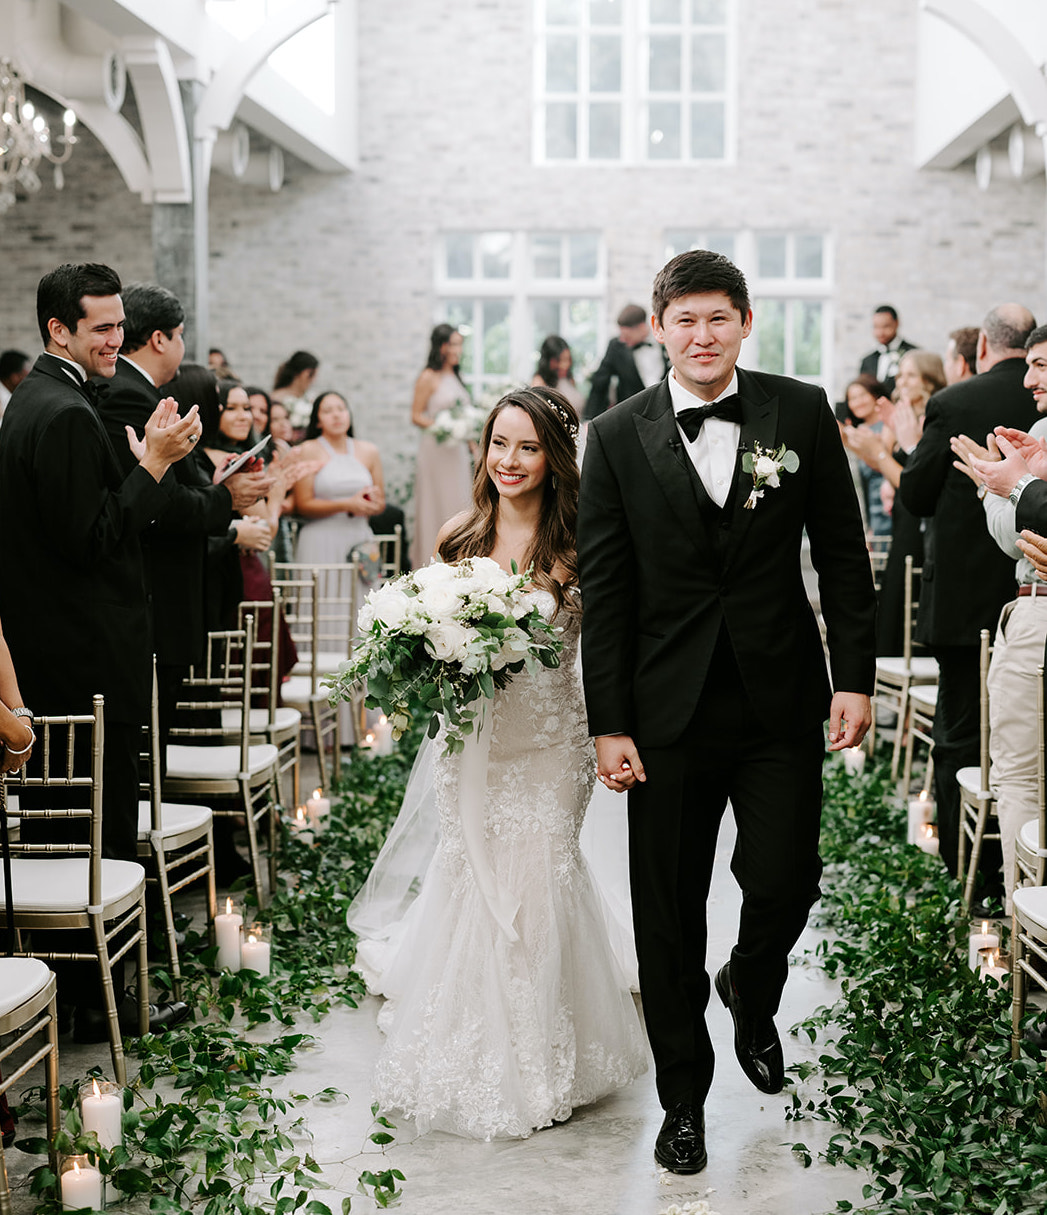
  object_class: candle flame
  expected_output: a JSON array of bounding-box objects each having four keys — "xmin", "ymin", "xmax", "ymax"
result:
[
  {"xmin": 248, "ymin": 934, "xmax": 257, "ymax": 944},
  {"xmin": 982, "ymin": 920, "xmax": 990, "ymax": 935},
  {"xmin": 295, "ymin": 806, "xmax": 306, "ymax": 823},
  {"xmin": 919, "ymin": 789, "xmax": 929, "ymax": 802},
  {"xmin": 379, "ymin": 714, "xmax": 388, "ymax": 725},
  {"xmin": 312, "ymin": 788, "xmax": 321, "ymax": 800},
  {"xmin": 72, "ymin": 1161, "xmax": 80, "ymax": 1176},
  {"xmin": 366, "ymin": 732, "xmax": 375, "ymax": 744},
  {"xmin": 92, "ymin": 1078, "xmax": 101, "ymax": 1099},
  {"xmin": 225, "ymin": 897, "xmax": 233, "ymax": 915}
]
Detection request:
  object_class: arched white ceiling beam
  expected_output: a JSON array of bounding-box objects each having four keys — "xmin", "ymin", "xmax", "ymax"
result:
[{"xmin": 120, "ymin": 36, "xmax": 192, "ymax": 203}]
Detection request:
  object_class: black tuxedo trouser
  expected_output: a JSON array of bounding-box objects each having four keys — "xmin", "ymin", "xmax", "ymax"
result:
[{"xmin": 627, "ymin": 630, "xmax": 824, "ymax": 1110}]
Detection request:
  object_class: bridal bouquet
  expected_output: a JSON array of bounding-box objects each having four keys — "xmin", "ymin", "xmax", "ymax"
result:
[
  {"xmin": 429, "ymin": 397, "xmax": 488, "ymax": 444},
  {"xmin": 325, "ymin": 557, "xmax": 562, "ymax": 754}
]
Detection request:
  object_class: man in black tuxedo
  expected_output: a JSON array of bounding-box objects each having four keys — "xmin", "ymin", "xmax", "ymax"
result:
[
  {"xmin": 578, "ymin": 250, "xmax": 875, "ymax": 1174},
  {"xmin": 95, "ymin": 283, "xmax": 269, "ymax": 770},
  {"xmin": 898, "ymin": 303, "xmax": 1038, "ymax": 897},
  {"xmin": 859, "ymin": 305, "xmax": 917, "ymax": 398},
  {"xmin": 585, "ymin": 303, "xmax": 670, "ymax": 420},
  {"xmin": 0, "ymin": 262, "xmax": 201, "ymax": 1037}
]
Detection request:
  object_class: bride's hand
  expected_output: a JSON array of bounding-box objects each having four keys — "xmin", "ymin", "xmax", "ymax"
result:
[{"xmin": 595, "ymin": 735, "xmax": 645, "ymax": 791}]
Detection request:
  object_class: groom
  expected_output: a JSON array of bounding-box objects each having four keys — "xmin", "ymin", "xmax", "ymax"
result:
[{"xmin": 578, "ymin": 250, "xmax": 876, "ymax": 1173}]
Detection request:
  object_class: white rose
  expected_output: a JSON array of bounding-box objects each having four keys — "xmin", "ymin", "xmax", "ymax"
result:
[
  {"xmin": 357, "ymin": 600, "xmax": 376, "ymax": 631},
  {"xmin": 413, "ymin": 561, "xmax": 455, "ymax": 587},
  {"xmin": 372, "ymin": 587, "xmax": 412, "ymax": 630},
  {"xmin": 754, "ymin": 455, "xmax": 780, "ymax": 487},
  {"xmin": 499, "ymin": 627, "xmax": 533, "ymax": 662},
  {"xmin": 425, "ymin": 620, "xmax": 471, "ymax": 662},
  {"xmin": 417, "ymin": 582, "xmax": 460, "ymax": 618}
]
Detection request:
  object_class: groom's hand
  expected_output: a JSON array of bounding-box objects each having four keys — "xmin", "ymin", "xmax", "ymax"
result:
[
  {"xmin": 595, "ymin": 734, "xmax": 646, "ymax": 792},
  {"xmin": 827, "ymin": 692, "xmax": 872, "ymax": 751}
]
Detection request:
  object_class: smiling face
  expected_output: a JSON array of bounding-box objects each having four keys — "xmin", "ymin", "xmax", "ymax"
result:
[
  {"xmin": 1025, "ymin": 342, "xmax": 1047, "ymax": 412},
  {"xmin": 316, "ymin": 392, "xmax": 351, "ymax": 437},
  {"xmin": 894, "ymin": 354, "xmax": 925, "ymax": 404},
  {"xmin": 48, "ymin": 294, "xmax": 125, "ymax": 379},
  {"xmin": 268, "ymin": 401, "xmax": 293, "ymax": 441},
  {"xmin": 442, "ymin": 332, "xmax": 464, "ymax": 368},
  {"xmin": 846, "ymin": 382, "xmax": 878, "ymax": 421},
  {"xmin": 248, "ymin": 392, "xmax": 269, "ymax": 431},
  {"xmin": 651, "ymin": 291, "xmax": 752, "ymax": 401},
  {"xmin": 485, "ymin": 405, "xmax": 548, "ymax": 501},
  {"xmin": 219, "ymin": 386, "xmax": 254, "ymax": 443}
]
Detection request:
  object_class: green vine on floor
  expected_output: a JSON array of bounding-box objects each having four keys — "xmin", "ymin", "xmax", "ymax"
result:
[
  {"xmin": 788, "ymin": 757, "xmax": 1047, "ymax": 1214},
  {"xmin": 14, "ymin": 728, "xmax": 422, "ymax": 1214}
]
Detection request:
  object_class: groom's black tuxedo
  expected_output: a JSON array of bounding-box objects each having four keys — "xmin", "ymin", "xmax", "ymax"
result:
[{"xmin": 579, "ymin": 365, "xmax": 876, "ymax": 1111}]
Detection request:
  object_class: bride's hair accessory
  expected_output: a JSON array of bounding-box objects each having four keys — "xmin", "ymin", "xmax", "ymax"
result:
[{"xmin": 535, "ymin": 391, "xmax": 580, "ymax": 443}]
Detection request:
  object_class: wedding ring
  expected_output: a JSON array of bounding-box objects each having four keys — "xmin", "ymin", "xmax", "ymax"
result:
[{"xmin": 188, "ymin": 433, "xmax": 198, "ymax": 443}]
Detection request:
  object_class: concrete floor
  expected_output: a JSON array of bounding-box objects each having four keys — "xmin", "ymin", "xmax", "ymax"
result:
[{"xmin": 2, "ymin": 750, "xmax": 870, "ymax": 1215}]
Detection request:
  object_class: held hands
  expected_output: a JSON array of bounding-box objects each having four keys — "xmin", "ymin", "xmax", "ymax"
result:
[
  {"xmin": 827, "ymin": 692, "xmax": 872, "ymax": 751},
  {"xmin": 595, "ymin": 734, "xmax": 646, "ymax": 793},
  {"xmin": 233, "ymin": 515, "xmax": 274, "ymax": 551},
  {"xmin": 1, "ymin": 719, "xmax": 33, "ymax": 773},
  {"xmin": 127, "ymin": 398, "xmax": 202, "ymax": 481}
]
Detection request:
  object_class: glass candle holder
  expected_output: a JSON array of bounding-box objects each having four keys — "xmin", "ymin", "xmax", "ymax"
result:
[
  {"xmin": 79, "ymin": 1078, "xmax": 123, "ymax": 1150},
  {"xmin": 241, "ymin": 922, "xmax": 272, "ymax": 976},
  {"xmin": 215, "ymin": 896, "xmax": 243, "ymax": 972},
  {"xmin": 60, "ymin": 1154, "xmax": 102, "ymax": 1210}
]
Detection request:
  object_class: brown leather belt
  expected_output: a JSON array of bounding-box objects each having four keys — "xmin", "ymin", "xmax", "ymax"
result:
[{"xmin": 1017, "ymin": 583, "xmax": 1047, "ymax": 596}]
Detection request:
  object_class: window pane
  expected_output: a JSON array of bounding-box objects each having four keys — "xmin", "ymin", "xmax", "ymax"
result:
[
  {"xmin": 664, "ymin": 230, "xmax": 700, "ymax": 257},
  {"xmin": 704, "ymin": 231, "xmax": 735, "ymax": 259},
  {"xmin": 483, "ymin": 301, "xmax": 511, "ymax": 375},
  {"xmin": 648, "ymin": 101, "xmax": 681, "ymax": 159},
  {"xmin": 445, "ymin": 234, "xmax": 473, "ymax": 279},
  {"xmin": 691, "ymin": 0, "xmax": 727, "ymax": 22},
  {"xmin": 589, "ymin": 101, "xmax": 621, "ymax": 158},
  {"xmin": 793, "ymin": 301, "xmax": 822, "ymax": 376},
  {"xmin": 545, "ymin": 101, "xmax": 578, "ymax": 158},
  {"xmin": 795, "ymin": 234, "xmax": 824, "ymax": 279},
  {"xmin": 690, "ymin": 99, "xmax": 724, "ymax": 157},
  {"xmin": 546, "ymin": 0, "xmax": 580, "ymax": 24},
  {"xmin": 532, "ymin": 300, "xmax": 562, "ymax": 352},
  {"xmin": 531, "ymin": 235, "xmax": 562, "ymax": 279},
  {"xmin": 480, "ymin": 232, "xmax": 513, "ymax": 279},
  {"xmin": 589, "ymin": 0, "xmax": 621, "ymax": 26},
  {"xmin": 590, "ymin": 35, "xmax": 621, "ymax": 92},
  {"xmin": 754, "ymin": 300, "xmax": 785, "ymax": 375},
  {"xmin": 650, "ymin": 0, "xmax": 681, "ymax": 23},
  {"xmin": 569, "ymin": 233, "xmax": 599, "ymax": 278},
  {"xmin": 546, "ymin": 35, "xmax": 578, "ymax": 91},
  {"xmin": 444, "ymin": 301, "xmax": 474, "ymax": 375},
  {"xmin": 757, "ymin": 234, "xmax": 787, "ymax": 278},
  {"xmin": 565, "ymin": 299, "xmax": 599, "ymax": 372},
  {"xmin": 649, "ymin": 35, "xmax": 681, "ymax": 91},
  {"xmin": 691, "ymin": 32, "xmax": 726, "ymax": 92}
]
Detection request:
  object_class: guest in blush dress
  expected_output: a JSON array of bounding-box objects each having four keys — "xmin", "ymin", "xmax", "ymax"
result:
[
  {"xmin": 410, "ymin": 324, "xmax": 473, "ymax": 567},
  {"xmin": 532, "ymin": 334, "xmax": 586, "ymax": 420}
]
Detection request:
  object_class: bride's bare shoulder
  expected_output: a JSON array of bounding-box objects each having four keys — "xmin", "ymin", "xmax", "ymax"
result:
[{"xmin": 433, "ymin": 511, "xmax": 472, "ymax": 557}]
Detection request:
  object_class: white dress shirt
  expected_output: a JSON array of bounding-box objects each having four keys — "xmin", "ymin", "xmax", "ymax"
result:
[
  {"xmin": 633, "ymin": 342, "xmax": 666, "ymax": 389},
  {"xmin": 875, "ymin": 338, "xmax": 904, "ymax": 385},
  {"xmin": 669, "ymin": 369, "xmax": 740, "ymax": 509}
]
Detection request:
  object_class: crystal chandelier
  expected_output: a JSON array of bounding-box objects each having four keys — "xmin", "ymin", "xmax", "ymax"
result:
[{"xmin": 0, "ymin": 59, "xmax": 77, "ymax": 216}]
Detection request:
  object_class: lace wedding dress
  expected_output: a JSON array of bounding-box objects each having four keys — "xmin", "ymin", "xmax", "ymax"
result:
[{"xmin": 349, "ymin": 593, "xmax": 647, "ymax": 1140}]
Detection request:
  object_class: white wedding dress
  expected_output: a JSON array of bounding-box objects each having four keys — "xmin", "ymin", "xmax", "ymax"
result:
[{"xmin": 348, "ymin": 593, "xmax": 647, "ymax": 1140}]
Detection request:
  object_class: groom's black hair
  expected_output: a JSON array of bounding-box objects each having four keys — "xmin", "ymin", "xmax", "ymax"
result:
[{"xmin": 651, "ymin": 249, "xmax": 750, "ymax": 324}]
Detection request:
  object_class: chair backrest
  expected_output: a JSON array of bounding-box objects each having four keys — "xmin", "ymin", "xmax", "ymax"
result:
[
  {"xmin": 868, "ymin": 534, "xmax": 891, "ymax": 593},
  {"xmin": 236, "ymin": 588, "xmax": 283, "ymax": 726},
  {"xmin": 902, "ymin": 554, "xmax": 923, "ymax": 665},
  {"xmin": 269, "ymin": 561, "xmax": 358, "ymax": 659},
  {"xmin": 370, "ymin": 524, "xmax": 403, "ymax": 582},
  {"xmin": 172, "ymin": 618, "xmax": 254, "ymax": 769},
  {"xmin": 269, "ymin": 572, "xmax": 321, "ymax": 692},
  {"xmin": 4, "ymin": 696, "xmax": 105, "ymax": 907},
  {"xmin": 978, "ymin": 627, "xmax": 992, "ymax": 789}
]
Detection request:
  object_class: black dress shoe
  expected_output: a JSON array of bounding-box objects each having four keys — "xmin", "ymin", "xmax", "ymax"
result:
[
  {"xmin": 73, "ymin": 1000, "xmax": 191, "ymax": 1043},
  {"xmin": 714, "ymin": 961, "xmax": 785, "ymax": 1095},
  {"xmin": 654, "ymin": 1103, "xmax": 707, "ymax": 1174}
]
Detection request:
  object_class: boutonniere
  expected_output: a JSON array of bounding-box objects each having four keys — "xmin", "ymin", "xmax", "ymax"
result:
[{"xmin": 741, "ymin": 442, "xmax": 799, "ymax": 509}]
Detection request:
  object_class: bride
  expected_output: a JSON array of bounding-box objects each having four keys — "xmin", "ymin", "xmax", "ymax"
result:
[{"xmin": 347, "ymin": 387, "xmax": 647, "ymax": 1140}]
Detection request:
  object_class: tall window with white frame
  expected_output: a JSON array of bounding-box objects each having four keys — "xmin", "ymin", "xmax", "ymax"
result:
[
  {"xmin": 437, "ymin": 231, "xmax": 605, "ymax": 400},
  {"xmin": 535, "ymin": 0, "xmax": 734, "ymax": 164},
  {"xmin": 664, "ymin": 230, "xmax": 833, "ymax": 388}
]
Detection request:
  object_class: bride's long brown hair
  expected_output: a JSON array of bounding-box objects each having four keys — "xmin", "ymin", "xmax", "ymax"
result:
[{"xmin": 437, "ymin": 387, "xmax": 580, "ymax": 617}]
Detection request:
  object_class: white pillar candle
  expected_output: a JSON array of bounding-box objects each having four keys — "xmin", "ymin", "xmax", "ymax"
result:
[
  {"xmin": 978, "ymin": 949, "xmax": 1008, "ymax": 985},
  {"xmin": 842, "ymin": 746, "xmax": 866, "ymax": 776},
  {"xmin": 360, "ymin": 730, "xmax": 376, "ymax": 757},
  {"xmin": 61, "ymin": 1158, "xmax": 102, "ymax": 1210},
  {"xmin": 916, "ymin": 824, "xmax": 940, "ymax": 856},
  {"xmin": 305, "ymin": 788, "xmax": 331, "ymax": 827},
  {"xmin": 241, "ymin": 928, "xmax": 271, "ymax": 977},
  {"xmin": 907, "ymin": 790, "xmax": 934, "ymax": 845},
  {"xmin": 290, "ymin": 805, "xmax": 314, "ymax": 844},
  {"xmin": 968, "ymin": 921, "xmax": 1001, "ymax": 971},
  {"xmin": 215, "ymin": 897, "xmax": 242, "ymax": 972},
  {"xmin": 80, "ymin": 1079, "xmax": 122, "ymax": 1150},
  {"xmin": 372, "ymin": 715, "xmax": 395, "ymax": 756}
]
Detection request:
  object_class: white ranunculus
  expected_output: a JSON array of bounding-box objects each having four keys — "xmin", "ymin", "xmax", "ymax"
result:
[
  {"xmin": 417, "ymin": 582, "xmax": 460, "ymax": 618},
  {"xmin": 413, "ymin": 561, "xmax": 455, "ymax": 587},
  {"xmin": 357, "ymin": 600, "xmax": 376, "ymax": 631},
  {"xmin": 372, "ymin": 587, "xmax": 413, "ymax": 630},
  {"xmin": 754, "ymin": 454, "xmax": 780, "ymax": 487},
  {"xmin": 425, "ymin": 620, "xmax": 471, "ymax": 662}
]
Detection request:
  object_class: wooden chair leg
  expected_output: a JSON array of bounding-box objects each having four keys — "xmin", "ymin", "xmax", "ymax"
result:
[
  {"xmin": 310, "ymin": 702, "xmax": 329, "ymax": 790},
  {"xmin": 1012, "ymin": 913, "xmax": 1027, "ymax": 1059},
  {"xmin": 205, "ymin": 824, "xmax": 218, "ymax": 943},
  {"xmin": 153, "ymin": 840, "xmax": 182, "ymax": 1000},
  {"xmin": 899, "ymin": 703, "xmax": 917, "ymax": 799},
  {"xmin": 890, "ymin": 685, "xmax": 909, "ymax": 781},
  {"xmin": 957, "ymin": 803, "xmax": 970, "ymax": 902},
  {"xmin": 45, "ymin": 990, "xmax": 59, "ymax": 1182},
  {"xmin": 240, "ymin": 782, "xmax": 267, "ymax": 908},
  {"xmin": 136, "ymin": 898, "xmax": 150, "ymax": 1038},
  {"xmin": 91, "ymin": 915, "xmax": 127, "ymax": 1086},
  {"xmin": 963, "ymin": 802, "xmax": 990, "ymax": 910}
]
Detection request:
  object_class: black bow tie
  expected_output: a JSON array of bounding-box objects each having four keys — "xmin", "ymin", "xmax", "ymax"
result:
[
  {"xmin": 82, "ymin": 379, "xmax": 110, "ymax": 407},
  {"xmin": 675, "ymin": 394, "xmax": 742, "ymax": 442}
]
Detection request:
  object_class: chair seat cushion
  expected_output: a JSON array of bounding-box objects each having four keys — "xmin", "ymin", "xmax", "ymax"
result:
[
  {"xmin": 0, "ymin": 957, "xmax": 53, "ymax": 1018},
  {"xmin": 291, "ymin": 651, "xmax": 346, "ymax": 678},
  {"xmin": 875, "ymin": 656, "xmax": 939, "ymax": 679},
  {"xmin": 1018, "ymin": 818, "xmax": 1043, "ymax": 855},
  {"xmin": 1014, "ymin": 884, "xmax": 1047, "ymax": 931},
  {"xmin": 909, "ymin": 684, "xmax": 938, "ymax": 709},
  {"xmin": 957, "ymin": 766, "xmax": 991, "ymax": 798},
  {"xmin": 0, "ymin": 858, "xmax": 145, "ymax": 913},
  {"xmin": 165, "ymin": 743, "xmax": 279, "ymax": 781},
  {"xmin": 219, "ymin": 707, "xmax": 302, "ymax": 734},
  {"xmin": 137, "ymin": 801, "xmax": 212, "ymax": 838},
  {"xmin": 281, "ymin": 676, "xmax": 324, "ymax": 706}
]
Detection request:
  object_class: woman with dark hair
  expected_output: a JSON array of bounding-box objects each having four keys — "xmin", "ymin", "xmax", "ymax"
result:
[
  {"xmin": 839, "ymin": 373, "xmax": 891, "ymax": 538},
  {"xmin": 349, "ymin": 386, "xmax": 646, "ymax": 1141},
  {"xmin": 245, "ymin": 385, "xmax": 272, "ymax": 436},
  {"xmin": 409, "ymin": 324, "xmax": 474, "ymax": 568},
  {"xmin": 293, "ymin": 389, "xmax": 384, "ymax": 571},
  {"xmin": 271, "ymin": 350, "xmax": 319, "ymax": 432},
  {"xmin": 531, "ymin": 334, "xmax": 585, "ymax": 419}
]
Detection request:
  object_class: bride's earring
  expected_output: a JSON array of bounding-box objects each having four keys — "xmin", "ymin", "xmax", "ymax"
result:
[{"xmin": 551, "ymin": 474, "xmax": 559, "ymax": 490}]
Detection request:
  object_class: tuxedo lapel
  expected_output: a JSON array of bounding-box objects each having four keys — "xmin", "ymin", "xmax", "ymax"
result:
[
  {"xmin": 632, "ymin": 382, "xmax": 713, "ymax": 551},
  {"xmin": 722, "ymin": 369, "xmax": 779, "ymax": 573}
]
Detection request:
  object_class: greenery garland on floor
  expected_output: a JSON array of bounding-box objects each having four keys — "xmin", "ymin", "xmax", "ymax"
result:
[
  {"xmin": 789, "ymin": 758, "xmax": 1047, "ymax": 1214},
  {"xmin": 14, "ymin": 729, "xmax": 422, "ymax": 1215}
]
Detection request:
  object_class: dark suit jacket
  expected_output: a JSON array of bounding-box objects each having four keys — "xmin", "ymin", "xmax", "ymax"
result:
[
  {"xmin": 95, "ymin": 358, "xmax": 233, "ymax": 666},
  {"xmin": 585, "ymin": 339, "xmax": 669, "ymax": 420},
  {"xmin": 0, "ymin": 353, "xmax": 173, "ymax": 722},
  {"xmin": 858, "ymin": 339, "xmax": 917, "ymax": 397},
  {"xmin": 898, "ymin": 357, "xmax": 1038, "ymax": 648},
  {"xmin": 578, "ymin": 368, "xmax": 876, "ymax": 746}
]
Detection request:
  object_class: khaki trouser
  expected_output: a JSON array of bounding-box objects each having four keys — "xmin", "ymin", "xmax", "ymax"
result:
[{"xmin": 987, "ymin": 594, "xmax": 1047, "ymax": 912}]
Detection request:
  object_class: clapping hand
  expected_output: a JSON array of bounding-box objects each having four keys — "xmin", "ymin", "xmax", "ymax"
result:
[
  {"xmin": 969, "ymin": 430, "xmax": 1045, "ymax": 498},
  {"xmin": 840, "ymin": 422, "xmax": 893, "ymax": 470},
  {"xmin": 1017, "ymin": 530, "xmax": 1047, "ymax": 579},
  {"xmin": 126, "ymin": 398, "xmax": 202, "ymax": 465},
  {"xmin": 950, "ymin": 433, "xmax": 997, "ymax": 488}
]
